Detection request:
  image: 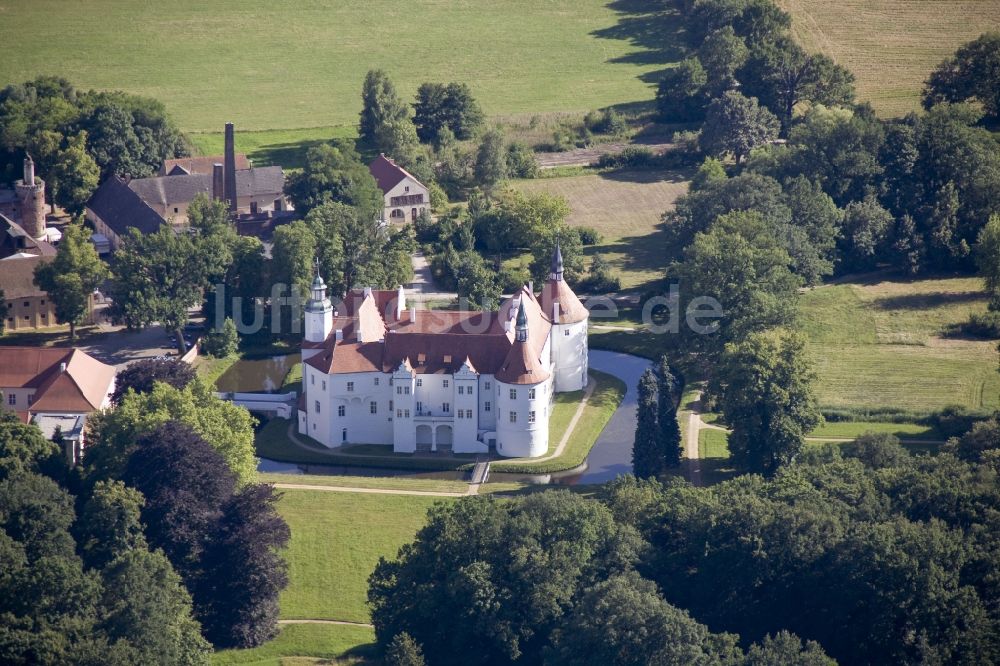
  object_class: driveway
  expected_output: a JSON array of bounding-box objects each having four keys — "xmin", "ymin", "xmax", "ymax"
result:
[{"xmin": 576, "ymin": 349, "xmax": 652, "ymax": 483}]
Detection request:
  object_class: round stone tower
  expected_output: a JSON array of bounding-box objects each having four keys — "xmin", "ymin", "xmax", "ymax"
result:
[{"xmin": 15, "ymin": 155, "xmax": 46, "ymax": 240}]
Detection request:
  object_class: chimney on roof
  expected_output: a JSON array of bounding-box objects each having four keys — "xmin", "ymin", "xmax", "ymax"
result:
[
  {"xmin": 528, "ymin": 280, "xmax": 534, "ymax": 294},
  {"xmin": 59, "ymin": 362, "xmax": 67, "ymax": 373},
  {"xmin": 212, "ymin": 163, "xmax": 224, "ymax": 201},
  {"xmin": 223, "ymin": 122, "xmax": 237, "ymax": 213},
  {"xmin": 363, "ymin": 286, "xmax": 373, "ymax": 298},
  {"xmin": 396, "ymin": 285, "xmax": 406, "ymax": 320},
  {"xmin": 409, "ymin": 306, "xmax": 416, "ymax": 323},
  {"xmin": 335, "ymin": 329, "xmax": 343, "ymax": 342}
]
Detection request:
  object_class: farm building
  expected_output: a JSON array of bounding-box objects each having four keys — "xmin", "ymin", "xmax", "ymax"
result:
[{"xmin": 368, "ymin": 153, "xmax": 429, "ymax": 223}]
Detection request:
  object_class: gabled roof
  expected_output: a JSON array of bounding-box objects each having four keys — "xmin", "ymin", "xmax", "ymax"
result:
[
  {"xmin": 162, "ymin": 154, "xmax": 250, "ymax": 176},
  {"xmin": 1, "ymin": 214, "xmax": 56, "ymax": 259},
  {"xmin": 0, "ymin": 254, "xmax": 49, "ymax": 299},
  {"xmin": 0, "ymin": 347, "xmax": 115, "ymax": 414},
  {"xmin": 86, "ymin": 176, "xmax": 165, "ymax": 238},
  {"xmin": 128, "ymin": 167, "xmax": 285, "ymax": 207},
  {"xmin": 368, "ymin": 154, "xmax": 426, "ymax": 194}
]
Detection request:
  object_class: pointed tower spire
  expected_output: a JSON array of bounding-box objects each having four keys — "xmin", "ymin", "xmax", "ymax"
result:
[
  {"xmin": 515, "ymin": 301, "xmax": 528, "ymax": 342},
  {"xmin": 550, "ymin": 243, "xmax": 564, "ymax": 281}
]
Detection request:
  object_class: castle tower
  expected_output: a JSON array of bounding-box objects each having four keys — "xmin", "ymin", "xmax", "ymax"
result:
[
  {"xmin": 495, "ymin": 302, "xmax": 551, "ymax": 458},
  {"xmin": 539, "ymin": 244, "xmax": 589, "ymax": 392},
  {"xmin": 15, "ymin": 155, "xmax": 46, "ymax": 240},
  {"xmin": 304, "ymin": 264, "xmax": 333, "ymax": 348}
]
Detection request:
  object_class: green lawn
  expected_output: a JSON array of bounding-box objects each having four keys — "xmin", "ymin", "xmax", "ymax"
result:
[
  {"xmin": 278, "ymin": 489, "xmax": 447, "ymax": 623},
  {"xmin": 516, "ymin": 170, "xmax": 689, "ymax": 291},
  {"xmin": 211, "ymin": 623, "xmax": 375, "ymax": 665},
  {"xmin": 800, "ymin": 278, "xmax": 999, "ymax": 413},
  {"xmin": 2, "ymin": 1, "xmax": 672, "ymax": 133},
  {"xmin": 261, "ymin": 472, "xmax": 468, "ymax": 494},
  {"xmin": 189, "ymin": 127, "xmax": 356, "ymax": 170},
  {"xmin": 491, "ymin": 369, "xmax": 626, "ymax": 474},
  {"xmin": 699, "ymin": 428, "xmax": 730, "ymax": 459},
  {"xmin": 808, "ymin": 421, "xmax": 941, "ymax": 441}
]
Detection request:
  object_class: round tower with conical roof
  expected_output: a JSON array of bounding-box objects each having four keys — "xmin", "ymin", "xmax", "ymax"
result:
[
  {"xmin": 304, "ymin": 264, "xmax": 333, "ymax": 348},
  {"xmin": 495, "ymin": 301, "xmax": 552, "ymax": 458},
  {"xmin": 539, "ymin": 244, "xmax": 589, "ymax": 392},
  {"xmin": 15, "ymin": 155, "xmax": 46, "ymax": 240}
]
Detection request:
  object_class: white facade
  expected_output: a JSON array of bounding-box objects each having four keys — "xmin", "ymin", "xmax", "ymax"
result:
[
  {"xmin": 382, "ymin": 176, "xmax": 428, "ymax": 223},
  {"xmin": 298, "ymin": 252, "xmax": 588, "ymax": 458}
]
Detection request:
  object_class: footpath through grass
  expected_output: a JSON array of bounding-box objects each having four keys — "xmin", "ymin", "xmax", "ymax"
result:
[
  {"xmin": 277, "ymin": 489, "xmax": 447, "ymax": 623},
  {"xmin": 211, "ymin": 623, "xmax": 375, "ymax": 665}
]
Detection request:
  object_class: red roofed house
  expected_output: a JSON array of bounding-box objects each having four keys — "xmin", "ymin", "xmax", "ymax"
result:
[
  {"xmin": 0, "ymin": 347, "xmax": 116, "ymax": 464},
  {"xmin": 368, "ymin": 153, "xmax": 429, "ymax": 223},
  {"xmin": 296, "ymin": 247, "xmax": 588, "ymax": 458}
]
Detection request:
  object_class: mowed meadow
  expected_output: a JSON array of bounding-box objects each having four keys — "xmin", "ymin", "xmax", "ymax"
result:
[
  {"xmin": 778, "ymin": 0, "xmax": 1000, "ymax": 116},
  {"xmin": 0, "ymin": 0, "xmax": 664, "ymax": 133}
]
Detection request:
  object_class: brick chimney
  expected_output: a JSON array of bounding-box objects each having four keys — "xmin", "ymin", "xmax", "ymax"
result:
[
  {"xmin": 212, "ymin": 163, "xmax": 224, "ymax": 201},
  {"xmin": 223, "ymin": 122, "xmax": 237, "ymax": 212}
]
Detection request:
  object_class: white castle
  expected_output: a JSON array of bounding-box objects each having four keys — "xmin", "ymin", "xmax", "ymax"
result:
[{"xmin": 296, "ymin": 247, "xmax": 589, "ymax": 457}]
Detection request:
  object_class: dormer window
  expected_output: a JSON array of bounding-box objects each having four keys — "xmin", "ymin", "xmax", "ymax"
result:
[
  {"xmin": 443, "ymin": 355, "xmax": 452, "ymax": 364},
  {"xmin": 417, "ymin": 353, "xmax": 426, "ymax": 365}
]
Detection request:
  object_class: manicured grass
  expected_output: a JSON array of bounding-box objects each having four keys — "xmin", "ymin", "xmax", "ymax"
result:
[
  {"xmin": 278, "ymin": 489, "xmax": 447, "ymax": 623},
  {"xmin": 778, "ymin": 0, "xmax": 1000, "ymax": 117},
  {"xmin": 261, "ymin": 472, "xmax": 468, "ymax": 494},
  {"xmin": 281, "ymin": 362, "xmax": 303, "ymax": 394},
  {"xmin": 195, "ymin": 354, "xmax": 241, "ymax": 387},
  {"xmin": 699, "ymin": 428, "xmax": 730, "ymax": 459},
  {"xmin": 211, "ymin": 623, "xmax": 375, "ymax": 665},
  {"xmin": 515, "ymin": 170, "xmax": 689, "ymax": 291},
  {"xmin": 800, "ymin": 278, "xmax": 999, "ymax": 412},
  {"xmin": 808, "ymin": 421, "xmax": 941, "ymax": 441},
  {"xmin": 2, "ymin": 1, "xmax": 669, "ymax": 133},
  {"xmin": 491, "ymin": 369, "xmax": 626, "ymax": 474}
]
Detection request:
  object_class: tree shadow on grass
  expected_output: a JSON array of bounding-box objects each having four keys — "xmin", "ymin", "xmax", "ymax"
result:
[
  {"xmin": 871, "ymin": 291, "xmax": 986, "ymax": 311},
  {"xmin": 249, "ymin": 138, "xmax": 340, "ymax": 170},
  {"xmin": 591, "ymin": 0, "xmax": 691, "ymax": 84}
]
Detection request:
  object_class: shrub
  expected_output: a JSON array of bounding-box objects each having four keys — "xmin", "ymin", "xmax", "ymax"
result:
[
  {"xmin": 597, "ymin": 146, "xmax": 655, "ymax": 170},
  {"xmin": 584, "ymin": 109, "xmax": 628, "ymax": 136},
  {"xmin": 578, "ymin": 226, "xmax": 603, "ymax": 245},
  {"xmin": 506, "ymin": 142, "xmax": 538, "ymax": 178},
  {"xmin": 955, "ymin": 311, "xmax": 1000, "ymax": 339},
  {"xmin": 580, "ymin": 254, "xmax": 621, "ymax": 293},
  {"xmin": 201, "ymin": 318, "xmax": 239, "ymax": 358}
]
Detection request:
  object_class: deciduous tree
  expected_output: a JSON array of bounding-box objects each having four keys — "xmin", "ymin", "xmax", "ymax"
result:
[
  {"xmin": 111, "ymin": 357, "xmax": 197, "ymax": 405},
  {"xmin": 700, "ymin": 91, "xmax": 779, "ymax": 163},
  {"xmin": 33, "ymin": 220, "xmax": 109, "ymax": 341},
  {"xmin": 359, "ymin": 70, "xmax": 418, "ymax": 164},
  {"xmin": 924, "ymin": 32, "xmax": 1000, "ymax": 120},
  {"xmin": 413, "ymin": 82, "xmax": 484, "ymax": 144}
]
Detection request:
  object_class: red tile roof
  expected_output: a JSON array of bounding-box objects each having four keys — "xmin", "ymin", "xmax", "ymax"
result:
[
  {"xmin": 539, "ymin": 277, "xmax": 588, "ymax": 324},
  {"xmin": 368, "ymin": 154, "xmax": 426, "ymax": 194},
  {"xmin": 0, "ymin": 347, "xmax": 115, "ymax": 414}
]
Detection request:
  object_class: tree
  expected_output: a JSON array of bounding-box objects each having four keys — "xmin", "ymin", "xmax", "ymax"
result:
[
  {"xmin": 924, "ymin": 32, "xmax": 1000, "ymax": 120},
  {"xmin": 385, "ymin": 632, "xmax": 426, "ymax": 666},
  {"xmin": 270, "ymin": 220, "xmax": 317, "ymax": 321},
  {"xmin": 633, "ymin": 369, "xmax": 663, "ymax": 479},
  {"xmin": 700, "ymin": 91, "xmax": 779, "ymax": 163},
  {"xmin": 413, "ymin": 82, "xmax": 484, "ymax": 144},
  {"xmin": 656, "ymin": 58, "xmax": 708, "ymax": 122},
  {"xmin": 86, "ymin": 378, "xmax": 257, "ymax": 487},
  {"xmin": 529, "ymin": 224, "xmax": 584, "ymax": 286},
  {"xmin": 0, "ymin": 410, "xmax": 61, "ymax": 480},
  {"xmin": 743, "ymin": 631, "xmax": 836, "ymax": 666},
  {"xmin": 47, "ymin": 131, "xmax": 100, "ymax": 214},
  {"xmin": 546, "ymin": 572, "xmax": 741, "ymax": 665},
  {"xmin": 33, "ymin": 220, "xmax": 109, "ymax": 341},
  {"xmin": 781, "ymin": 175, "xmax": 842, "ymax": 285},
  {"xmin": 108, "ymin": 226, "xmax": 209, "ymax": 350},
  {"xmin": 201, "ymin": 317, "xmax": 239, "ymax": 358},
  {"xmin": 197, "ymin": 483, "xmax": 290, "ymax": 648},
  {"xmin": 975, "ymin": 214, "xmax": 1000, "ymax": 309},
  {"xmin": 111, "ymin": 357, "xmax": 197, "ymax": 405},
  {"xmin": 454, "ymin": 251, "xmax": 501, "ymax": 310},
  {"xmin": 473, "ymin": 128, "xmax": 507, "ymax": 191},
  {"xmin": 699, "ymin": 26, "xmax": 749, "ymax": 93},
  {"xmin": 368, "ymin": 492, "xmax": 644, "ymax": 665},
  {"xmin": 471, "ymin": 188, "xmax": 569, "ymax": 254},
  {"xmin": 76, "ymin": 479, "xmax": 147, "ymax": 570},
  {"xmin": 690, "ymin": 156, "xmax": 727, "ymax": 191},
  {"xmin": 717, "ymin": 329, "xmax": 821, "ymax": 474},
  {"xmin": 839, "ymin": 197, "xmax": 894, "ymax": 271},
  {"xmin": 739, "ymin": 38, "xmax": 855, "ymax": 131},
  {"xmin": 656, "ymin": 357, "xmax": 683, "ymax": 469},
  {"xmin": 359, "ymin": 69, "xmax": 418, "ymax": 163},
  {"xmin": 284, "ymin": 141, "xmax": 383, "ymax": 218},
  {"xmin": 98, "ymin": 548, "xmax": 211, "ymax": 664},
  {"xmin": 670, "ymin": 210, "xmax": 801, "ymax": 360}
]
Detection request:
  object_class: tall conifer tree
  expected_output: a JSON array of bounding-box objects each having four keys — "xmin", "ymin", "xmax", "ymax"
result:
[{"xmin": 633, "ymin": 369, "xmax": 662, "ymax": 478}]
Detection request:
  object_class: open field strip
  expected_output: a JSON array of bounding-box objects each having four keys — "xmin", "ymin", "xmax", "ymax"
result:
[
  {"xmin": 778, "ymin": 0, "xmax": 1000, "ymax": 117},
  {"xmin": 261, "ymin": 472, "xmax": 468, "ymax": 495},
  {"xmin": 211, "ymin": 622, "xmax": 375, "ymax": 665},
  {"xmin": 515, "ymin": 170, "xmax": 689, "ymax": 291},
  {"xmin": 1, "ymin": 0, "xmax": 662, "ymax": 132}
]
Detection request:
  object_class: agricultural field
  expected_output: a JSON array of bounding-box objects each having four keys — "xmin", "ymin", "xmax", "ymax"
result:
[
  {"xmin": 800, "ymin": 277, "xmax": 1000, "ymax": 413},
  {"xmin": 778, "ymin": 0, "xmax": 1000, "ymax": 116},
  {"xmin": 515, "ymin": 170, "xmax": 689, "ymax": 291},
  {"xmin": 0, "ymin": 0, "xmax": 667, "ymax": 133}
]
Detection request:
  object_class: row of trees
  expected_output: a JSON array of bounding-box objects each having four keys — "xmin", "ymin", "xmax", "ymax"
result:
[
  {"xmin": 0, "ymin": 76, "xmax": 187, "ymax": 213},
  {"xmin": 0, "ymin": 357, "xmax": 292, "ymax": 664},
  {"xmin": 372, "ymin": 418, "xmax": 1000, "ymax": 664},
  {"xmin": 633, "ymin": 358, "xmax": 683, "ymax": 477}
]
